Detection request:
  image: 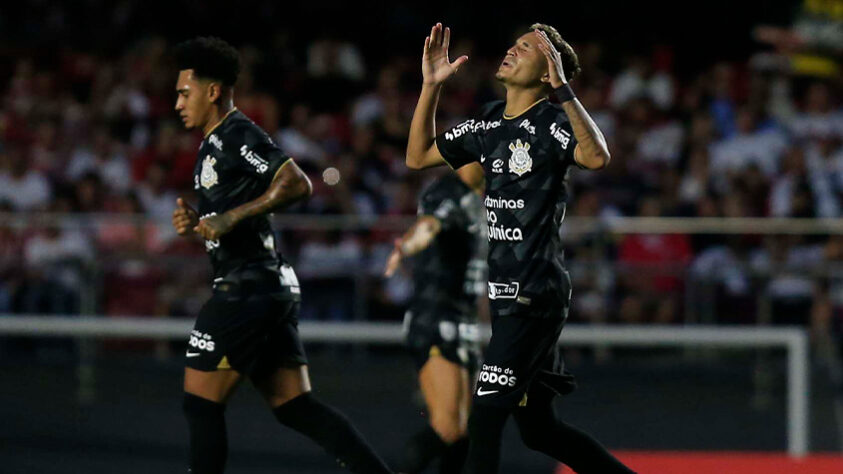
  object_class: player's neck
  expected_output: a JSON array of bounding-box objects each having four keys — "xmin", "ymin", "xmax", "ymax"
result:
[
  {"xmin": 503, "ymin": 87, "xmax": 546, "ymax": 119},
  {"xmin": 203, "ymin": 101, "xmax": 236, "ymax": 137}
]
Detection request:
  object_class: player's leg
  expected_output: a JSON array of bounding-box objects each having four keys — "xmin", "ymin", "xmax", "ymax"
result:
[
  {"xmin": 182, "ymin": 294, "xmax": 247, "ymax": 474},
  {"xmin": 249, "ymin": 296, "xmax": 392, "ymax": 474},
  {"xmin": 464, "ymin": 315, "xmax": 564, "ymax": 474},
  {"xmin": 253, "ymin": 364, "xmax": 393, "ymax": 474},
  {"xmin": 183, "ymin": 366, "xmax": 243, "ymax": 474},
  {"xmin": 513, "ymin": 388, "xmax": 635, "ymax": 474},
  {"xmin": 399, "ymin": 353, "xmax": 469, "ymax": 473},
  {"xmin": 437, "ymin": 361, "xmax": 472, "ymax": 474}
]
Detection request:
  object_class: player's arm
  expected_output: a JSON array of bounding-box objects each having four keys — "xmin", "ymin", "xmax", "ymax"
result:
[
  {"xmin": 536, "ymin": 30, "xmax": 610, "ymax": 170},
  {"xmin": 194, "ymin": 160, "xmax": 312, "ymax": 241},
  {"xmin": 406, "ymin": 23, "xmax": 468, "ymax": 170},
  {"xmin": 384, "ymin": 215, "xmax": 442, "ymax": 277}
]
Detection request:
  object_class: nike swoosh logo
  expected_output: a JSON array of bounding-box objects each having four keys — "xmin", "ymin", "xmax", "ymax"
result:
[
  {"xmin": 476, "ymin": 388, "xmax": 499, "ymax": 396},
  {"xmin": 186, "ymin": 352, "xmax": 201, "ymax": 358},
  {"xmin": 480, "ymin": 154, "xmax": 486, "ymax": 163}
]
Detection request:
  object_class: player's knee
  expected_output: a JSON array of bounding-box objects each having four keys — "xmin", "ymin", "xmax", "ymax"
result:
[
  {"xmin": 429, "ymin": 413, "xmax": 465, "ymax": 444},
  {"xmin": 183, "ymin": 392, "xmax": 226, "ymax": 421},
  {"xmin": 515, "ymin": 411, "xmax": 552, "ymax": 452}
]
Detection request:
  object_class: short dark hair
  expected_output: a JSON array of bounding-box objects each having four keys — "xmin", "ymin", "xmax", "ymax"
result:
[
  {"xmin": 530, "ymin": 23, "xmax": 580, "ymax": 82},
  {"xmin": 174, "ymin": 37, "xmax": 240, "ymax": 87}
]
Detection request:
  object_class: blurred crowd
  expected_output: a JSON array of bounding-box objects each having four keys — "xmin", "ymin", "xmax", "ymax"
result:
[{"xmin": 1, "ymin": 3, "xmax": 842, "ymax": 348}]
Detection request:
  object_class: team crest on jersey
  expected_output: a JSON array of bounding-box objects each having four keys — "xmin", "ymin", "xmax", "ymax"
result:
[
  {"xmin": 507, "ymin": 139, "xmax": 532, "ymax": 176},
  {"xmin": 200, "ymin": 155, "xmax": 218, "ymax": 189}
]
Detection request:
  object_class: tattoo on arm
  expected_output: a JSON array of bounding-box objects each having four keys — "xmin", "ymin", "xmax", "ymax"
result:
[
  {"xmin": 226, "ymin": 160, "xmax": 312, "ymax": 225},
  {"xmin": 562, "ymin": 99, "xmax": 610, "ymax": 169}
]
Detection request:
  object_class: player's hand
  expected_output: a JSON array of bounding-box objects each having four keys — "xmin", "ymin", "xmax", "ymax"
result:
[
  {"xmin": 193, "ymin": 212, "xmax": 236, "ymax": 241},
  {"xmin": 383, "ymin": 239, "xmax": 403, "ymax": 277},
  {"xmin": 535, "ymin": 30, "xmax": 566, "ymax": 89},
  {"xmin": 172, "ymin": 198, "xmax": 199, "ymax": 236},
  {"xmin": 422, "ymin": 23, "xmax": 468, "ymax": 86}
]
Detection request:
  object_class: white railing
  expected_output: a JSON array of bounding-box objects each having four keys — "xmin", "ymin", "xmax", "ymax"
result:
[
  {"xmin": 0, "ymin": 316, "xmax": 810, "ymax": 457},
  {"xmin": 4, "ymin": 213, "xmax": 843, "ymax": 234}
]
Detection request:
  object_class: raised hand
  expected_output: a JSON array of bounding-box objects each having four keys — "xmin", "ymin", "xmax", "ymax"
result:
[
  {"xmin": 422, "ymin": 23, "xmax": 469, "ymax": 86},
  {"xmin": 172, "ymin": 198, "xmax": 199, "ymax": 236},
  {"xmin": 535, "ymin": 30, "xmax": 566, "ymax": 88}
]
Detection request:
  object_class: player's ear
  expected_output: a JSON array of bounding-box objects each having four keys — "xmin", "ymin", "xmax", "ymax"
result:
[{"xmin": 207, "ymin": 82, "xmax": 221, "ymax": 104}]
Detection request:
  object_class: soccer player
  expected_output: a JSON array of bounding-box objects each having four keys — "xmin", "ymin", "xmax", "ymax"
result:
[
  {"xmin": 383, "ymin": 172, "xmax": 486, "ymax": 473},
  {"xmin": 171, "ymin": 37, "xmax": 392, "ymax": 474},
  {"xmin": 405, "ymin": 23, "xmax": 636, "ymax": 473}
]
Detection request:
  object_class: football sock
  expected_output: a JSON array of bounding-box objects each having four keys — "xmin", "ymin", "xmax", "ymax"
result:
[
  {"xmin": 464, "ymin": 403, "xmax": 511, "ymax": 473},
  {"xmin": 272, "ymin": 392, "xmax": 393, "ymax": 474},
  {"xmin": 183, "ymin": 393, "xmax": 228, "ymax": 474},
  {"xmin": 438, "ymin": 436, "xmax": 469, "ymax": 474},
  {"xmin": 398, "ymin": 425, "xmax": 448, "ymax": 473}
]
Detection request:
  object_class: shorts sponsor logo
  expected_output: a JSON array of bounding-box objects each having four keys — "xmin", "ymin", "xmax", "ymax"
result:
[
  {"xmin": 188, "ymin": 330, "xmax": 216, "ymax": 353},
  {"xmin": 488, "ymin": 281, "xmax": 519, "ymax": 300},
  {"xmin": 478, "ymin": 364, "xmax": 517, "ymax": 387}
]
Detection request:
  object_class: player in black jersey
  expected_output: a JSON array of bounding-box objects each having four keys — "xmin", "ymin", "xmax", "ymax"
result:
[
  {"xmin": 405, "ymin": 24, "xmax": 636, "ymax": 474},
  {"xmin": 171, "ymin": 37, "xmax": 392, "ymax": 474},
  {"xmin": 383, "ymin": 172, "xmax": 486, "ymax": 474}
]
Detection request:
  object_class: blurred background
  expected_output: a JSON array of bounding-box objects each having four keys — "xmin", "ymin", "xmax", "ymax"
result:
[{"xmin": 1, "ymin": 0, "xmax": 843, "ymax": 472}]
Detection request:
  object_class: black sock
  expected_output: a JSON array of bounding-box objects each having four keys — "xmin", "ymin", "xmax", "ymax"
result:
[
  {"xmin": 513, "ymin": 400, "xmax": 635, "ymax": 474},
  {"xmin": 273, "ymin": 392, "xmax": 392, "ymax": 474},
  {"xmin": 183, "ymin": 393, "xmax": 227, "ymax": 474},
  {"xmin": 464, "ymin": 404, "xmax": 511, "ymax": 474},
  {"xmin": 399, "ymin": 425, "xmax": 448, "ymax": 473},
  {"xmin": 438, "ymin": 436, "xmax": 469, "ymax": 474}
]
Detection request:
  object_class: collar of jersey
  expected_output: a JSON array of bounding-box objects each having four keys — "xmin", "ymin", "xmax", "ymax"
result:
[
  {"xmin": 204, "ymin": 107, "xmax": 239, "ymax": 138},
  {"xmin": 502, "ymin": 97, "xmax": 547, "ymax": 120}
]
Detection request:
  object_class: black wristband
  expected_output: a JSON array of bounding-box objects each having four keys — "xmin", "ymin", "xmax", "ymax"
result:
[{"xmin": 554, "ymin": 83, "xmax": 576, "ymax": 103}]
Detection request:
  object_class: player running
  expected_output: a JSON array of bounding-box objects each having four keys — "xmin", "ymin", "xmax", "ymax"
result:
[
  {"xmin": 383, "ymin": 172, "xmax": 486, "ymax": 473},
  {"xmin": 405, "ymin": 23, "xmax": 636, "ymax": 473},
  {"xmin": 171, "ymin": 37, "xmax": 392, "ymax": 474}
]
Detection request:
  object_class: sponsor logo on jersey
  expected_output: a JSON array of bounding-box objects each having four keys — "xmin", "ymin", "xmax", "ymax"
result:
[
  {"xmin": 486, "ymin": 209, "xmax": 523, "ymax": 241},
  {"xmin": 488, "ymin": 281, "xmax": 520, "ymax": 300},
  {"xmin": 188, "ymin": 330, "xmax": 216, "ymax": 353},
  {"xmin": 444, "ymin": 119, "xmax": 501, "ymax": 140},
  {"xmin": 491, "ymin": 158, "xmax": 504, "ymax": 173},
  {"xmin": 240, "ymin": 145, "xmax": 270, "ymax": 174},
  {"xmin": 550, "ymin": 123, "xmax": 572, "ymax": 149},
  {"xmin": 518, "ymin": 119, "xmax": 536, "ymax": 135},
  {"xmin": 208, "ymin": 134, "xmax": 223, "ymax": 151},
  {"xmin": 200, "ymin": 155, "xmax": 218, "ymax": 189},
  {"xmin": 484, "ymin": 196, "xmax": 525, "ymax": 210},
  {"xmin": 478, "ymin": 364, "xmax": 517, "ymax": 387},
  {"xmin": 508, "ymin": 139, "xmax": 533, "ymax": 176}
]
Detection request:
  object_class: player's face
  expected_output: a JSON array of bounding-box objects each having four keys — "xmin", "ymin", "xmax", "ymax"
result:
[
  {"xmin": 495, "ymin": 32, "xmax": 548, "ymax": 88},
  {"xmin": 174, "ymin": 69, "xmax": 211, "ymax": 130}
]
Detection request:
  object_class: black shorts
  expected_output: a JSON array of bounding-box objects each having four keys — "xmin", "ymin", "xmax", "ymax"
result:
[
  {"xmin": 185, "ymin": 290, "xmax": 307, "ymax": 377},
  {"xmin": 473, "ymin": 313, "xmax": 576, "ymax": 408},
  {"xmin": 404, "ymin": 310, "xmax": 482, "ymax": 372}
]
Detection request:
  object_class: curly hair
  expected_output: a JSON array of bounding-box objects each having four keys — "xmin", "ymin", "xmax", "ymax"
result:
[
  {"xmin": 174, "ymin": 37, "xmax": 240, "ymax": 87},
  {"xmin": 530, "ymin": 23, "xmax": 580, "ymax": 82}
]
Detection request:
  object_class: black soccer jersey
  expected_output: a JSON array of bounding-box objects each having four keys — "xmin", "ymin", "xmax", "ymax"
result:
[
  {"xmin": 435, "ymin": 99, "xmax": 579, "ymax": 318},
  {"xmin": 410, "ymin": 173, "xmax": 487, "ymax": 320},
  {"xmin": 194, "ymin": 109, "xmax": 299, "ymax": 297}
]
